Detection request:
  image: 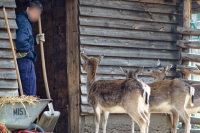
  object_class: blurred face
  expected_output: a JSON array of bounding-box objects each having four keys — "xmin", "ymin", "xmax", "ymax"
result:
[{"xmin": 26, "ymin": 7, "xmax": 42, "ymax": 22}]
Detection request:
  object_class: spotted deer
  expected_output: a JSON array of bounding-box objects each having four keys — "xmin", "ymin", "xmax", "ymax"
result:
[
  {"xmin": 121, "ymin": 62, "xmax": 195, "ymax": 133},
  {"xmin": 158, "ymin": 64, "xmax": 200, "ymax": 125},
  {"xmin": 81, "ymin": 53, "xmax": 151, "ymax": 133}
]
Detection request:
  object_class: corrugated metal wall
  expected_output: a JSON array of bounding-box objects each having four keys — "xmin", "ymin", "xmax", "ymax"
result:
[
  {"xmin": 79, "ymin": 0, "xmax": 182, "ymax": 114},
  {"xmin": 0, "ymin": 0, "xmax": 18, "ymax": 96}
]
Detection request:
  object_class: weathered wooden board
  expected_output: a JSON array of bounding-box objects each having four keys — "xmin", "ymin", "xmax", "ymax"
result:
[
  {"xmin": 80, "ymin": 57, "xmax": 179, "ymax": 67},
  {"xmin": 181, "ymin": 52, "xmax": 200, "ymax": 63},
  {"xmin": 181, "ymin": 79, "xmax": 200, "ymax": 85},
  {"xmin": 176, "ymin": 65, "xmax": 200, "ymax": 75},
  {"xmin": 0, "ymin": 19, "xmax": 17, "ymax": 29},
  {"xmin": 0, "ymin": 0, "xmax": 17, "ymax": 8},
  {"xmin": 80, "ymin": 36, "xmax": 179, "ymax": 50},
  {"xmin": 0, "ymin": 80, "xmax": 18, "ymax": 89},
  {"xmin": 126, "ymin": 0, "xmax": 182, "ymax": 5},
  {"xmin": 0, "ymin": 39, "xmax": 14, "ymax": 48},
  {"xmin": 81, "ymin": 95, "xmax": 88, "ymax": 104},
  {"xmin": 0, "ymin": 9, "xmax": 16, "ymax": 19},
  {"xmin": 0, "ymin": 30, "xmax": 16, "ymax": 39},
  {"xmin": 81, "ymin": 105, "xmax": 94, "ymax": 114},
  {"xmin": 80, "ymin": 0, "xmax": 182, "ymax": 14},
  {"xmin": 0, "ymin": 89, "xmax": 18, "ymax": 97},
  {"xmin": 177, "ymin": 26, "xmax": 200, "ymax": 36},
  {"xmin": 79, "ymin": 6, "xmax": 182, "ymax": 24},
  {"xmin": 80, "ymin": 45, "xmax": 180, "ymax": 59},
  {"xmin": 0, "ymin": 69, "xmax": 17, "ymax": 79},
  {"xmin": 0, "ymin": 59, "xmax": 15, "ymax": 68},
  {"xmin": 80, "ymin": 26, "xmax": 180, "ymax": 41},
  {"xmin": 79, "ymin": 17, "xmax": 178, "ymax": 33},
  {"xmin": 67, "ymin": 0, "xmax": 80, "ymax": 132},
  {"xmin": 0, "ymin": 49, "xmax": 13, "ymax": 58},
  {"xmin": 177, "ymin": 40, "xmax": 200, "ymax": 49}
]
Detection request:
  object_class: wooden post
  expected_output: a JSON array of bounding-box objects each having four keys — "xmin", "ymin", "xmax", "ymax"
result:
[
  {"xmin": 66, "ymin": 0, "xmax": 80, "ymax": 132},
  {"xmin": 182, "ymin": 0, "xmax": 191, "ymax": 79}
]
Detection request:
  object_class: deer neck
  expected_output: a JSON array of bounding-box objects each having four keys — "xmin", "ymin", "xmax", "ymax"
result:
[{"xmin": 86, "ymin": 70, "xmax": 96, "ymax": 92}]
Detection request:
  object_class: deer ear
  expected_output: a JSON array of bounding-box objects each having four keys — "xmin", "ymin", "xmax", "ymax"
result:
[
  {"xmin": 120, "ymin": 67, "xmax": 128, "ymax": 75},
  {"xmin": 98, "ymin": 54, "xmax": 105, "ymax": 64},
  {"xmin": 81, "ymin": 53, "xmax": 89, "ymax": 61},
  {"xmin": 165, "ymin": 64, "xmax": 173, "ymax": 74},
  {"xmin": 123, "ymin": 69, "xmax": 128, "ymax": 74},
  {"xmin": 134, "ymin": 68, "xmax": 143, "ymax": 75},
  {"xmin": 157, "ymin": 59, "xmax": 161, "ymax": 67}
]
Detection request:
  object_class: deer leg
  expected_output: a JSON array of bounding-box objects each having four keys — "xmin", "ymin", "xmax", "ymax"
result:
[
  {"xmin": 177, "ymin": 110, "xmax": 190, "ymax": 133},
  {"xmin": 131, "ymin": 120, "xmax": 135, "ymax": 133},
  {"xmin": 144, "ymin": 111, "xmax": 150, "ymax": 133},
  {"xmin": 127, "ymin": 108, "xmax": 147, "ymax": 133},
  {"xmin": 171, "ymin": 111, "xmax": 179, "ymax": 133},
  {"xmin": 133, "ymin": 113, "xmax": 147, "ymax": 133},
  {"xmin": 94, "ymin": 106, "xmax": 101, "ymax": 133},
  {"xmin": 102, "ymin": 111, "xmax": 109, "ymax": 133}
]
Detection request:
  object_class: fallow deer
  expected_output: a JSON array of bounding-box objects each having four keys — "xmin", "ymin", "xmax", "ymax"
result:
[
  {"xmin": 81, "ymin": 53, "xmax": 150, "ymax": 133},
  {"xmin": 122, "ymin": 62, "xmax": 195, "ymax": 133}
]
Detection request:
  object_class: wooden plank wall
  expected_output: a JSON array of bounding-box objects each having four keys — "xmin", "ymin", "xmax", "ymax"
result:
[
  {"xmin": 0, "ymin": 0, "xmax": 18, "ymax": 96},
  {"xmin": 79, "ymin": 0, "xmax": 182, "ymax": 114}
]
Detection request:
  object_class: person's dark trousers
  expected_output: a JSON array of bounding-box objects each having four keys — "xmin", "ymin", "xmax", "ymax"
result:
[{"xmin": 17, "ymin": 58, "xmax": 36, "ymax": 96}]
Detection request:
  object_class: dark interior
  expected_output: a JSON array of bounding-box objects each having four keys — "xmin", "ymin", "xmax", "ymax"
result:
[{"xmin": 15, "ymin": 1, "xmax": 68, "ymax": 132}]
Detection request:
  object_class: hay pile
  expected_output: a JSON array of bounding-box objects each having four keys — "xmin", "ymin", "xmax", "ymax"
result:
[{"xmin": 0, "ymin": 95, "xmax": 39, "ymax": 106}]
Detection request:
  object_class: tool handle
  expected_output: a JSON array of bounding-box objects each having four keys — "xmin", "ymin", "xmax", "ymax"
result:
[
  {"xmin": 2, "ymin": 6, "xmax": 24, "ymax": 95},
  {"xmin": 38, "ymin": 17, "xmax": 51, "ymax": 99},
  {"xmin": 48, "ymin": 103, "xmax": 55, "ymax": 115}
]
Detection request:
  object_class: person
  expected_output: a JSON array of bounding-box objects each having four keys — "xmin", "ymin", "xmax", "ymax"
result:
[{"xmin": 16, "ymin": 0, "xmax": 45, "ymax": 96}]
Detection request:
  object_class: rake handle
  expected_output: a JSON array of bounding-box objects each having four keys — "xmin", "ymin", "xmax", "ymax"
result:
[
  {"xmin": 2, "ymin": 6, "xmax": 24, "ymax": 95},
  {"xmin": 38, "ymin": 17, "xmax": 51, "ymax": 99}
]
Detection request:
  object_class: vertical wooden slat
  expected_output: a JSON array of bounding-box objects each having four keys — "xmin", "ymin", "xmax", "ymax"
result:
[
  {"xmin": 182, "ymin": 0, "xmax": 191, "ymax": 79},
  {"xmin": 66, "ymin": 0, "xmax": 80, "ymax": 132}
]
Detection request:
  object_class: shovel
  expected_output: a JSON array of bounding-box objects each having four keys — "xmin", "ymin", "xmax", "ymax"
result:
[{"xmin": 37, "ymin": 17, "xmax": 60, "ymax": 132}]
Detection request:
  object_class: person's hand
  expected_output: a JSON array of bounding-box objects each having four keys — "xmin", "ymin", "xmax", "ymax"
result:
[{"xmin": 36, "ymin": 33, "xmax": 45, "ymax": 44}]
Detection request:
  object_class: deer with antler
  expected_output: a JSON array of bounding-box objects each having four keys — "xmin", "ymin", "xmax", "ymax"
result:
[
  {"xmin": 121, "ymin": 60, "xmax": 195, "ymax": 133},
  {"xmin": 81, "ymin": 53, "xmax": 151, "ymax": 133}
]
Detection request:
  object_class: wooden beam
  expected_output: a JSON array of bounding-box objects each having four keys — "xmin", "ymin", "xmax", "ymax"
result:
[
  {"xmin": 79, "ymin": 6, "xmax": 182, "ymax": 24},
  {"xmin": 0, "ymin": 0, "xmax": 17, "ymax": 8},
  {"xmin": 182, "ymin": 0, "xmax": 191, "ymax": 79},
  {"xmin": 176, "ymin": 64, "xmax": 200, "ymax": 75},
  {"xmin": 127, "ymin": 0, "xmax": 182, "ymax": 5},
  {"xmin": 190, "ymin": 116, "xmax": 200, "ymax": 125},
  {"xmin": 177, "ymin": 26, "xmax": 200, "ymax": 36},
  {"xmin": 181, "ymin": 52, "xmax": 200, "ymax": 63},
  {"xmin": 80, "ymin": 0, "xmax": 182, "ymax": 14},
  {"xmin": 177, "ymin": 40, "xmax": 200, "ymax": 49},
  {"xmin": 66, "ymin": 0, "xmax": 80, "ymax": 132},
  {"xmin": 182, "ymin": 79, "xmax": 200, "ymax": 85},
  {"xmin": 80, "ymin": 36, "xmax": 179, "ymax": 50},
  {"xmin": 80, "ymin": 26, "xmax": 180, "ymax": 41}
]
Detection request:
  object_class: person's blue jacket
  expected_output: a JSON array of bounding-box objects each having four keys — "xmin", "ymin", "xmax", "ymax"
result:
[{"xmin": 16, "ymin": 11, "xmax": 37, "ymax": 62}]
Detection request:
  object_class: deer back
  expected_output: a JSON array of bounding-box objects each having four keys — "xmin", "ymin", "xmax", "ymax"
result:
[{"xmin": 88, "ymin": 78, "xmax": 144, "ymax": 107}]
